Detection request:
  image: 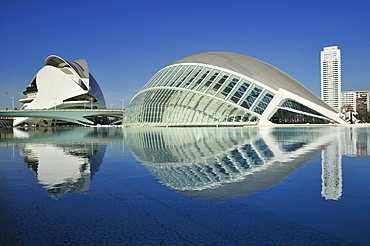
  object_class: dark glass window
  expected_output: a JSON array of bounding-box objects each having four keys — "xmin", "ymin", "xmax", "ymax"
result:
[
  {"xmin": 180, "ymin": 67, "xmax": 203, "ymax": 88},
  {"xmin": 217, "ymin": 78, "xmax": 238, "ymax": 99},
  {"xmin": 188, "ymin": 69, "xmax": 210, "ymax": 90},
  {"xmin": 270, "ymin": 109, "xmax": 329, "ymax": 124},
  {"xmin": 213, "ymin": 74, "xmax": 229, "ymax": 91},
  {"xmin": 204, "ymin": 72, "xmax": 219, "ymax": 87},
  {"xmin": 281, "ymin": 100, "xmax": 324, "ymax": 117},
  {"xmin": 228, "ymin": 81, "xmax": 250, "ymax": 104},
  {"xmin": 206, "ymin": 73, "xmax": 229, "ymax": 96},
  {"xmin": 252, "ymin": 92, "xmax": 274, "ymax": 115},
  {"xmin": 240, "ymin": 86, "xmax": 261, "ymax": 109}
]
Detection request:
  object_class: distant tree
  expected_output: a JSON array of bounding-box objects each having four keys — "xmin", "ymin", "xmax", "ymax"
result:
[{"xmin": 357, "ymin": 109, "xmax": 370, "ymax": 123}]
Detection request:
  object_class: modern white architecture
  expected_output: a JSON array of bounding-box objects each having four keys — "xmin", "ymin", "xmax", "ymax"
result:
[
  {"xmin": 123, "ymin": 52, "xmax": 346, "ymax": 126},
  {"xmin": 15, "ymin": 55, "xmax": 107, "ymax": 126},
  {"xmin": 321, "ymin": 46, "xmax": 341, "ymax": 112}
]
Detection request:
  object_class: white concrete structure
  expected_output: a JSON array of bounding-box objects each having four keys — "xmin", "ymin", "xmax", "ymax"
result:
[
  {"xmin": 123, "ymin": 52, "xmax": 346, "ymax": 126},
  {"xmin": 321, "ymin": 46, "xmax": 341, "ymax": 112},
  {"xmin": 16, "ymin": 55, "xmax": 106, "ymax": 126}
]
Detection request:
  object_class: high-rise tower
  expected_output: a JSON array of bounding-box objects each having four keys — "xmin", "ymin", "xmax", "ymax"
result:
[{"xmin": 321, "ymin": 46, "xmax": 341, "ymax": 112}]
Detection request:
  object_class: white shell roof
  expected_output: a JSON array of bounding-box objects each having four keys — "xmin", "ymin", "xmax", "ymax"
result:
[
  {"xmin": 44, "ymin": 55, "xmax": 89, "ymax": 79},
  {"xmin": 170, "ymin": 52, "xmax": 335, "ymax": 112}
]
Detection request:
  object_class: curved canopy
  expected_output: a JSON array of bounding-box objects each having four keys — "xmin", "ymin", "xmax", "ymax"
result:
[
  {"xmin": 44, "ymin": 55, "xmax": 89, "ymax": 79},
  {"xmin": 170, "ymin": 52, "xmax": 335, "ymax": 113}
]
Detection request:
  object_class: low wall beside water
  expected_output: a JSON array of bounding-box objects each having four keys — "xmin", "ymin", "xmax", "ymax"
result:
[{"xmin": 0, "ymin": 118, "xmax": 13, "ymax": 127}]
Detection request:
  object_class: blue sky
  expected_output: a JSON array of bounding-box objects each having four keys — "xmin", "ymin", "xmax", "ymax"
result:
[{"xmin": 1, "ymin": 0, "xmax": 369, "ymax": 109}]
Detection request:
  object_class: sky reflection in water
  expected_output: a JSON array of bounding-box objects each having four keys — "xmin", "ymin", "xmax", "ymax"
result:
[{"xmin": 0, "ymin": 126, "xmax": 369, "ymax": 245}]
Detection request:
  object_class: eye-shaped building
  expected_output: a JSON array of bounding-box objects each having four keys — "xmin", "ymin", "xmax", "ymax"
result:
[{"xmin": 123, "ymin": 52, "xmax": 345, "ymax": 126}]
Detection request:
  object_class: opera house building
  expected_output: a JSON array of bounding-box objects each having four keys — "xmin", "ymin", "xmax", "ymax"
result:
[
  {"xmin": 122, "ymin": 52, "xmax": 346, "ymax": 126},
  {"xmin": 15, "ymin": 55, "xmax": 106, "ymax": 126}
]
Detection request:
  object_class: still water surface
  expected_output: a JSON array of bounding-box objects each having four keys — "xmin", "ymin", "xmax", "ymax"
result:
[{"xmin": 0, "ymin": 126, "xmax": 369, "ymax": 245}]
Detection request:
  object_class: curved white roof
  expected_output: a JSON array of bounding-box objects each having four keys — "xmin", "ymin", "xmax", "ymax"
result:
[
  {"xmin": 44, "ymin": 55, "xmax": 89, "ymax": 79},
  {"xmin": 170, "ymin": 52, "xmax": 335, "ymax": 113}
]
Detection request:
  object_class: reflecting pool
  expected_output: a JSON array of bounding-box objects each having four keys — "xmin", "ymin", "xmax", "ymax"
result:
[{"xmin": 1, "ymin": 126, "xmax": 369, "ymax": 245}]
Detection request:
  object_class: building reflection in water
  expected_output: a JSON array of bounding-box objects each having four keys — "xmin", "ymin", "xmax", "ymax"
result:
[
  {"xmin": 23, "ymin": 142, "xmax": 105, "ymax": 199},
  {"xmin": 321, "ymin": 130, "xmax": 342, "ymax": 200},
  {"xmin": 321, "ymin": 128, "xmax": 370, "ymax": 200},
  {"xmin": 10, "ymin": 127, "xmax": 123, "ymax": 199},
  {"xmin": 123, "ymin": 127, "xmax": 336, "ymax": 200},
  {"xmin": 7, "ymin": 126, "xmax": 369, "ymax": 200}
]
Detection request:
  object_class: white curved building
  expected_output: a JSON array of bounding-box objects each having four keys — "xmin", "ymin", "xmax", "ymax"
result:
[
  {"xmin": 123, "ymin": 52, "xmax": 346, "ymax": 126},
  {"xmin": 16, "ymin": 55, "xmax": 106, "ymax": 126}
]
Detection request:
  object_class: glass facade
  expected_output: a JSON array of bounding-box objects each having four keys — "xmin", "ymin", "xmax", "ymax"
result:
[
  {"xmin": 281, "ymin": 100, "xmax": 324, "ymax": 117},
  {"xmin": 270, "ymin": 100, "xmax": 331, "ymax": 124},
  {"xmin": 123, "ymin": 64, "xmax": 275, "ymax": 126}
]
